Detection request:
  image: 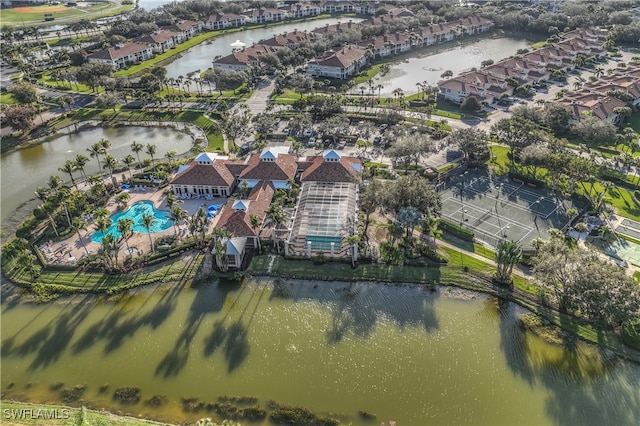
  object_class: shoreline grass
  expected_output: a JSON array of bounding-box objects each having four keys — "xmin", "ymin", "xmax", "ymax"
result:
[{"xmin": 0, "ymin": 400, "xmax": 173, "ymax": 426}]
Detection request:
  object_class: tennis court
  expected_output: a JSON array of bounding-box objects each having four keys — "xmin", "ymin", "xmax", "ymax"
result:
[{"xmin": 438, "ymin": 170, "xmax": 579, "ymax": 248}]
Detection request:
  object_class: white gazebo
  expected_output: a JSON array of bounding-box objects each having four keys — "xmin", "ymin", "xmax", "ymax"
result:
[{"xmin": 230, "ymin": 39, "xmax": 246, "ymax": 51}]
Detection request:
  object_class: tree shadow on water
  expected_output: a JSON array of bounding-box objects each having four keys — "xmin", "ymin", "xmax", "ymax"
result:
[
  {"xmin": 28, "ymin": 297, "xmax": 93, "ymax": 370},
  {"xmin": 495, "ymin": 297, "xmax": 640, "ymax": 425},
  {"xmin": 223, "ymin": 321, "xmax": 250, "ymax": 373},
  {"xmin": 325, "ymin": 283, "xmax": 440, "ymax": 345},
  {"xmin": 155, "ymin": 282, "xmax": 233, "ymax": 378}
]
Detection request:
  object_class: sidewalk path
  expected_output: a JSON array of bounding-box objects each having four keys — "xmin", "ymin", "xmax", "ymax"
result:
[{"xmin": 435, "ymin": 238, "xmax": 532, "ymax": 279}]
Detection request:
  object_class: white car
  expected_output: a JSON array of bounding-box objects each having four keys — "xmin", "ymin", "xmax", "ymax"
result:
[
  {"xmin": 303, "ymin": 129, "xmax": 313, "ymax": 137},
  {"xmin": 307, "ymin": 137, "xmax": 316, "ymax": 147}
]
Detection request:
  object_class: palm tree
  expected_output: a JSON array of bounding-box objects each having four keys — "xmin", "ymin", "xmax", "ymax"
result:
[
  {"xmin": 95, "ymin": 215, "xmax": 112, "ymax": 240},
  {"xmin": 117, "ymin": 218, "xmax": 134, "ymax": 256},
  {"xmin": 87, "ymin": 142, "xmax": 105, "ymax": 172},
  {"xmin": 495, "ymin": 240, "xmax": 522, "ymax": 285},
  {"xmin": 102, "ymin": 154, "xmax": 118, "ymax": 190},
  {"xmin": 74, "ymin": 154, "xmax": 90, "ymax": 183},
  {"xmin": 169, "ymin": 206, "xmax": 188, "ymax": 237},
  {"xmin": 47, "ymin": 175, "xmax": 64, "ymax": 196},
  {"xmin": 72, "ymin": 216, "xmax": 91, "ymax": 257},
  {"xmin": 345, "ymin": 234, "xmax": 359, "ymax": 267},
  {"xmin": 98, "ymin": 138, "xmax": 112, "ymax": 155},
  {"xmin": 122, "ymin": 154, "xmax": 136, "ymax": 181},
  {"xmin": 141, "ymin": 213, "xmax": 156, "ymax": 252},
  {"xmin": 213, "ymin": 226, "xmax": 232, "ymax": 272},
  {"xmin": 165, "ymin": 149, "xmax": 177, "ymax": 168},
  {"xmin": 58, "ymin": 160, "xmax": 78, "ymax": 190},
  {"xmin": 265, "ymin": 203, "xmax": 285, "ymax": 254},
  {"xmin": 130, "ymin": 141, "xmax": 144, "ymax": 168},
  {"xmin": 145, "ymin": 144, "xmax": 157, "ymax": 168},
  {"xmin": 115, "ymin": 192, "xmax": 130, "ymax": 209},
  {"xmin": 249, "ymin": 214, "xmax": 262, "ymax": 251}
]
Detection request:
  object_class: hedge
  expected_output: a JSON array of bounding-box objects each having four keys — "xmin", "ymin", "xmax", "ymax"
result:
[
  {"xmin": 622, "ymin": 317, "xmax": 640, "ymax": 350},
  {"xmin": 508, "ymin": 170, "xmax": 545, "ymax": 188},
  {"xmin": 439, "ymin": 219, "xmax": 475, "ymax": 242}
]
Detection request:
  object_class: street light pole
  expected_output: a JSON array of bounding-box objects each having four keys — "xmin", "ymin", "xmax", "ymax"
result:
[{"xmin": 534, "ymin": 197, "xmax": 545, "ymax": 222}]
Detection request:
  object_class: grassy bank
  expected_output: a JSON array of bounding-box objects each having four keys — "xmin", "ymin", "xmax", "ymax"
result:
[
  {"xmin": 0, "ymin": 400, "xmax": 172, "ymax": 426},
  {"xmin": 3, "ymin": 251, "xmax": 204, "ymax": 300}
]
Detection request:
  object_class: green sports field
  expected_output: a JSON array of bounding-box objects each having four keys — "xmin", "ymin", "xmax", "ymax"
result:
[{"xmin": 0, "ymin": 2, "xmax": 130, "ymax": 27}]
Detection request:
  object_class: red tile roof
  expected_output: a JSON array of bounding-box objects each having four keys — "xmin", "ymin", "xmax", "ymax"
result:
[
  {"xmin": 88, "ymin": 42, "xmax": 151, "ymax": 61},
  {"xmin": 239, "ymin": 153, "xmax": 298, "ymax": 181},
  {"xmin": 309, "ymin": 46, "xmax": 366, "ymax": 68},
  {"xmin": 300, "ymin": 155, "xmax": 361, "ymax": 182},
  {"xmin": 216, "ymin": 182, "xmax": 275, "ymax": 238},
  {"xmin": 171, "ymin": 159, "xmax": 236, "ymax": 187}
]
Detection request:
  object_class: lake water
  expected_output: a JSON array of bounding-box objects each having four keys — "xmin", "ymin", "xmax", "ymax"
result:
[
  {"xmin": 0, "ymin": 126, "xmax": 193, "ymax": 229},
  {"xmin": 2, "ymin": 277, "xmax": 639, "ymax": 425},
  {"xmin": 163, "ymin": 17, "xmax": 363, "ymax": 79},
  {"xmin": 375, "ymin": 37, "xmax": 531, "ymax": 95}
]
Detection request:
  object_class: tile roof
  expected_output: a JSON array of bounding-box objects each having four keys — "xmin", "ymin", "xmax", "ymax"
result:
[
  {"xmin": 214, "ymin": 45, "xmax": 281, "ymax": 66},
  {"xmin": 171, "ymin": 158, "xmax": 236, "ymax": 187},
  {"xmin": 216, "ymin": 182, "xmax": 275, "ymax": 238},
  {"xmin": 300, "ymin": 155, "xmax": 361, "ymax": 182},
  {"xmin": 167, "ymin": 20, "xmax": 200, "ymax": 32},
  {"xmin": 309, "ymin": 46, "xmax": 365, "ymax": 68},
  {"xmin": 207, "ymin": 12, "xmax": 248, "ymax": 23},
  {"xmin": 135, "ymin": 29, "xmax": 179, "ymax": 44},
  {"xmin": 239, "ymin": 152, "xmax": 298, "ymax": 181},
  {"xmin": 88, "ymin": 42, "xmax": 151, "ymax": 61}
]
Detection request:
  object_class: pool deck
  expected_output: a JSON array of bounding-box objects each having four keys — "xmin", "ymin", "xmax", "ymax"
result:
[{"xmin": 48, "ymin": 187, "xmax": 226, "ymax": 266}]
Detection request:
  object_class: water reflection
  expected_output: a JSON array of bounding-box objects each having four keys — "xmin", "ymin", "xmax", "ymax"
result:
[{"xmin": 1, "ymin": 278, "xmax": 639, "ymax": 425}]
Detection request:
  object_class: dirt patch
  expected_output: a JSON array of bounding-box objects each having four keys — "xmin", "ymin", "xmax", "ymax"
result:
[{"xmin": 12, "ymin": 6, "xmax": 68, "ymax": 13}]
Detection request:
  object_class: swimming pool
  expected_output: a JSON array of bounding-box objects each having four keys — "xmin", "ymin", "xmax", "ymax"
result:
[{"xmin": 92, "ymin": 201, "xmax": 173, "ymax": 243}]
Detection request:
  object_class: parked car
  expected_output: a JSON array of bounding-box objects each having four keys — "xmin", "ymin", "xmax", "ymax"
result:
[
  {"xmin": 303, "ymin": 129, "xmax": 314, "ymax": 137},
  {"xmin": 307, "ymin": 137, "xmax": 316, "ymax": 147},
  {"xmin": 380, "ymin": 123, "xmax": 389, "ymax": 131}
]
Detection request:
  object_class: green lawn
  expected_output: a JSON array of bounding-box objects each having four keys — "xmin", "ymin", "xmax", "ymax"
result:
[
  {"xmin": 579, "ymin": 182, "xmax": 640, "ymax": 221},
  {"xmin": 0, "ymin": 92, "xmax": 17, "ymax": 105},
  {"xmin": 0, "ymin": 2, "xmax": 131, "ymax": 27}
]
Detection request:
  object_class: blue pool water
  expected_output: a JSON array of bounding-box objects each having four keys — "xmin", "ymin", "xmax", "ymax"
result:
[{"xmin": 92, "ymin": 201, "xmax": 173, "ymax": 243}]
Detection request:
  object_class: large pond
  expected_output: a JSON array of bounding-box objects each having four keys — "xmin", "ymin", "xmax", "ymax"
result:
[
  {"xmin": 163, "ymin": 17, "xmax": 363, "ymax": 79},
  {"xmin": 0, "ymin": 126, "xmax": 194, "ymax": 228},
  {"xmin": 2, "ymin": 277, "xmax": 639, "ymax": 425},
  {"xmin": 375, "ymin": 37, "xmax": 531, "ymax": 96}
]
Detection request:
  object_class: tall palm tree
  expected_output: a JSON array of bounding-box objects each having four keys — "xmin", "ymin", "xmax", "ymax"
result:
[
  {"xmin": 40, "ymin": 201, "xmax": 59, "ymax": 237},
  {"xmin": 98, "ymin": 138, "xmax": 112, "ymax": 155},
  {"xmin": 74, "ymin": 154, "xmax": 90, "ymax": 182},
  {"xmin": 122, "ymin": 154, "xmax": 136, "ymax": 181},
  {"xmin": 87, "ymin": 142, "xmax": 104, "ymax": 172},
  {"xmin": 345, "ymin": 234, "xmax": 359, "ymax": 267},
  {"xmin": 141, "ymin": 213, "xmax": 156, "ymax": 252},
  {"xmin": 130, "ymin": 141, "xmax": 144, "ymax": 168},
  {"xmin": 170, "ymin": 206, "xmax": 188, "ymax": 237},
  {"xmin": 102, "ymin": 154, "xmax": 119, "ymax": 190},
  {"xmin": 47, "ymin": 175, "xmax": 64, "ymax": 196},
  {"xmin": 117, "ymin": 218, "xmax": 134, "ymax": 256},
  {"xmin": 249, "ymin": 214, "xmax": 262, "ymax": 251},
  {"xmin": 495, "ymin": 240, "xmax": 522, "ymax": 285},
  {"xmin": 213, "ymin": 226, "xmax": 232, "ymax": 271},
  {"xmin": 58, "ymin": 160, "xmax": 78, "ymax": 190},
  {"xmin": 145, "ymin": 144, "xmax": 157, "ymax": 168},
  {"xmin": 265, "ymin": 203, "xmax": 285, "ymax": 254},
  {"xmin": 72, "ymin": 216, "xmax": 91, "ymax": 257},
  {"xmin": 95, "ymin": 216, "xmax": 112, "ymax": 240}
]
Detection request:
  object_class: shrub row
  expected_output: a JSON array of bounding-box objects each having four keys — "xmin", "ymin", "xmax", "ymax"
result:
[
  {"xmin": 439, "ymin": 219, "xmax": 475, "ymax": 242},
  {"xmin": 622, "ymin": 318, "xmax": 640, "ymax": 350},
  {"xmin": 508, "ymin": 171, "xmax": 545, "ymax": 188}
]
